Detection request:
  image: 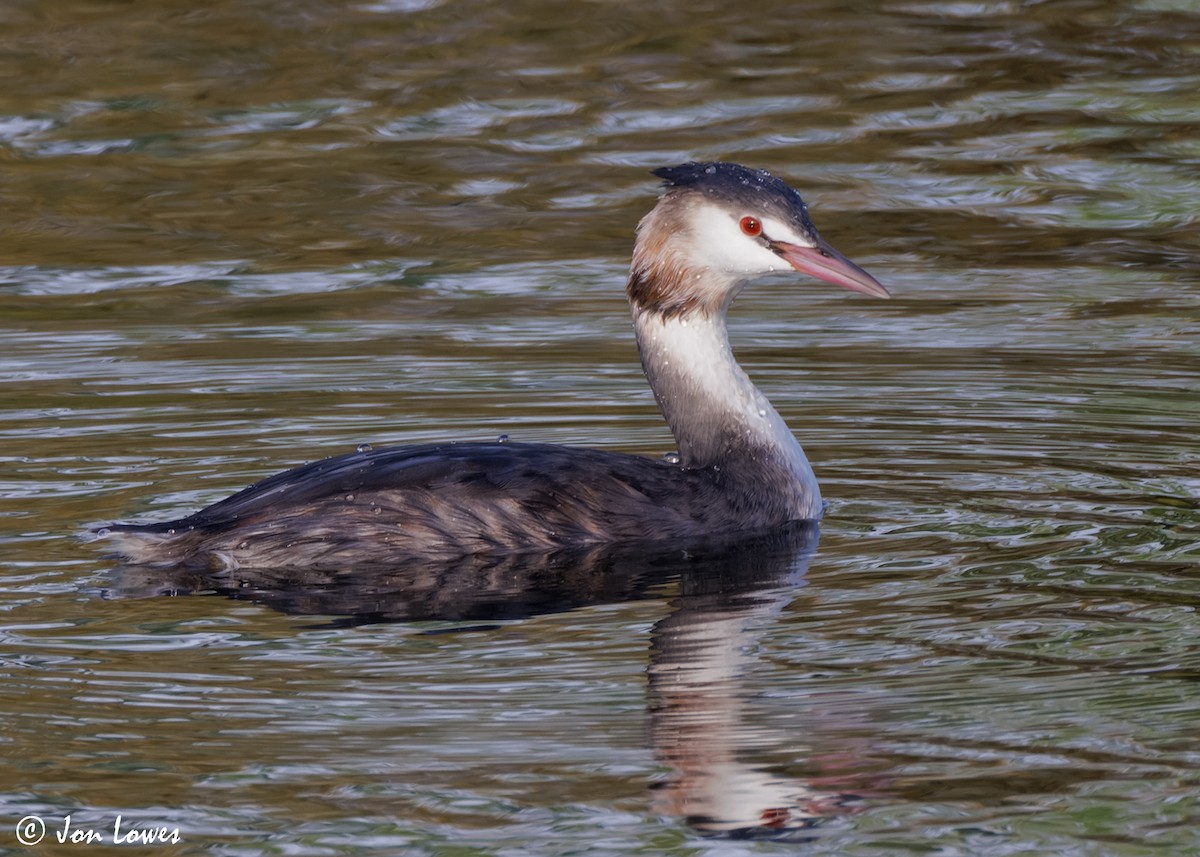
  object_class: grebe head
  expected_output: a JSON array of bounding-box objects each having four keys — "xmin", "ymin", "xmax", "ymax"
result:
[{"xmin": 628, "ymin": 162, "xmax": 889, "ymax": 318}]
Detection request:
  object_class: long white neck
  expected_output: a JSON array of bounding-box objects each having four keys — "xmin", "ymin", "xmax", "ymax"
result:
[{"xmin": 632, "ymin": 307, "xmax": 822, "ymax": 519}]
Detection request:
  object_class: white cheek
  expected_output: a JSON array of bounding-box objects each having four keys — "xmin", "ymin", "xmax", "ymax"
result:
[
  {"xmin": 688, "ymin": 205, "xmax": 783, "ymax": 274},
  {"xmin": 687, "ymin": 206, "xmax": 815, "ymax": 275}
]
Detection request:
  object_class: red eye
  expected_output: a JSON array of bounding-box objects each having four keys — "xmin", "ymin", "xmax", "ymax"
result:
[{"xmin": 740, "ymin": 216, "xmax": 762, "ymax": 236}]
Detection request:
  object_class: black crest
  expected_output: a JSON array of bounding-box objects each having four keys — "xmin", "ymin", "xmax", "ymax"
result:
[{"xmin": 652, "ymin": 162, "xmax": 813, "ymax": 230}]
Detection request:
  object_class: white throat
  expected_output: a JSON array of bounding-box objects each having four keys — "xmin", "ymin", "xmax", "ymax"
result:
[{"xmin": 632, "ymin": 308, "xmax": 821, "ymax": 518}]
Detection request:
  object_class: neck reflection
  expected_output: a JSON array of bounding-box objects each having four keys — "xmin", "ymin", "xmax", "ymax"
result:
[{"xmin": 647, "ymin": 523, "xmax": 864, "ymax": 838}]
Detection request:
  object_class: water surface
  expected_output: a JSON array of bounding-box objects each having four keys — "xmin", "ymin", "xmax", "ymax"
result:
[{"xmin": 2, "ymin": 1, "xmax": 1199, "ymax": 854}]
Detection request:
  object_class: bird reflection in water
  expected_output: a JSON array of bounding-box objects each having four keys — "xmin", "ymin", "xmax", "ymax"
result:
[
  {"xmin": 106, "ymin": 522, "xmax": 868, "ymax": 839},
  {"xmin": 647, "ymin": 523, "xmax": 866, "ymax": 838}
]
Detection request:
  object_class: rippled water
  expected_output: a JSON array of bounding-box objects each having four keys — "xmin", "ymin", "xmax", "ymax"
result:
[{"xmin": 2, "ymin": 1, "xmax": 1199, "ymax": 854}]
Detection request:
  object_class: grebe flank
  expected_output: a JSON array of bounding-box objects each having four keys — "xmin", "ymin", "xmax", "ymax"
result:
[{"xmin": 101, "ymin": 162, "xmax": 889, "ymax": 569}]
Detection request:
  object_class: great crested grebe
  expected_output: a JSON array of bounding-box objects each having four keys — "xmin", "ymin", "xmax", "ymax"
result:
[{"xmin": 101, "ymin": 162, "xmax": 889, "ymax": 569}]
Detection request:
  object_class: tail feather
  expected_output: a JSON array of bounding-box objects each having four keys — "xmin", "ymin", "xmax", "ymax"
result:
[{"xmin": 92, "ymin": 525, "xmax": 205, "ymax": 569}]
